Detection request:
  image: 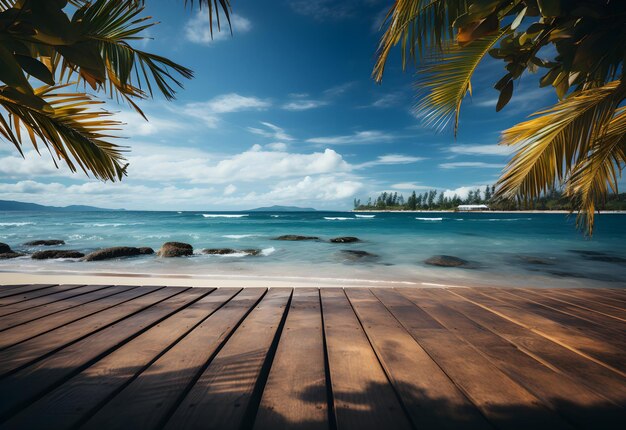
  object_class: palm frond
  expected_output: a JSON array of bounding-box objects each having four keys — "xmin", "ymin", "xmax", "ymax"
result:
[
  {"xmin": 414, "ymin": 29, "xmax": 509, "ymax": 134},
  {"xmin": 51, "ymin": 0, "xmax": 194, "ymax": 115},
  {"xmin": 184, "ymin": 0, "xmax": 232, "ymax": 35},
  {"xmin": 374, "ymin": 0, "xmax": 465, "ymax": 82},
  {"xmin": 0, "ymin": 84, "xmax": 127, "ymax": 181},
  {"xmin": 495, "ymin": 81, "xmax": 626, "ymax": 209},
  {"xmin": 565, "ymin": 107, "xmax": 626, "ymax": 235}
]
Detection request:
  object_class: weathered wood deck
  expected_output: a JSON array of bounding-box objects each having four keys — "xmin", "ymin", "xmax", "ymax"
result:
[{"xmin": 0, "ymin": 284, "xmax": 624, "ymax": 429}]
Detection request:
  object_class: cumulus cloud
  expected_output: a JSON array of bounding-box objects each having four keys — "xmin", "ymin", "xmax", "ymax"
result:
[
  {"xmin": 223, "ymin": 184, "xmax": 237, "ymax": 195},
  {"xmin": 307, "ymin": 130, "xmax": 394, "ymax": 145},
  {"xmin": 244, "ymin": 175, "xmax": 363, "ymax": 202},
  {"xmin": 181, "ymin": 93, "xmax": 270, "ymax": 128},
  {"xmin": 125, "ymin": 144, "xmax": 351, "ymax": 184},
  {"xmin": 185, "ymin": 12, "xmax": 251, "ymax": 45},
  {"xmin": 443, "ymin": 185, "xmax": 490, "ymax": 200}
]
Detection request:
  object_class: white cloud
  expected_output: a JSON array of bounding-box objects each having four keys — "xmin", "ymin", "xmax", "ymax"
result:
[
  {"xmin": 265, "ymin": 142, "xmax": 288, "ymax": 151},
  {"xmin": 247, "ymin": 122, "xmax": 294, "ymax": 141},
  {"xmin": 224, "ymin": 184, "xmax": 237, "ymax": 195},
  {"xmin": 366, "ymin": 93, "xmax": 403, "ymax": 109},
  {"xmin": 391, "ymin": 182, "xmax": 432, "ymax": 191},
  {"xmin": 0, "ymin": 151, "xmax": 75, "ymax": 178},
  {"xmin": 356, "ymin": 154, "xmax": 425, "ymax": 169},
  {"xmin": 443, "ymin": 185, "xmax": 489, "ymax": 200},
  {"xmin": 181, "ymin": 93, "xmax": 270, "ymax": 128},
  {"xmin": 439, "ymin": 162, "xmax": 505, "ymax": 169},
  {"xmin": 125, "ymin": 144, "xmax": 351, "ymax": 184},
  {"xmin": 185, "ymin": 12, "xmax": 251, "ymax": 45},
  {"xmin": 282, "ymin": 100, "xmax": 327, "ymax": 111},
  {"xmin": 448, "ymin": 144, "xmax": 515, "ymax": 156},
  {"xmin": 114, "ymin": 109, "xmax": 185, "ymax": 137},
  {"xmin": 189, "ymin": 93, "xmax": 270, "ymax": 114},
  {"xmin": 244, "ymin": 175, "xmax": 362, "ymax": 202},
  {"xmin": 307, "ymin": 130, "xmax": 394, "ymax": 145}
]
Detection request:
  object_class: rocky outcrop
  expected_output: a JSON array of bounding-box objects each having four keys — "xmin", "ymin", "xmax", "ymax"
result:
[
  {"xmin": 340, "ymin": 250, "xmax": 379, "ymax": 261},
  {"xmin": 138, "ymin": 247, "xmax": 154, "ymax": 255},
  {"xmin": 0, "ymin": 243, "xmax": 11, "ymax": 253},
  {"xmin": 24, "ymin": 240, "xmax": 65, "ymax": 246},
  {"xmin": 569, "ymin": 249, "xmax": 626, "ymax": 264},
  {"xmin": 157, "ymin": 242, "xmax": 193, "ymax": 257},
  {"xmin": 330, "ymin": 237, "xmax": 361, "ymax": 243},
  {"xmin": 32, "ymin": 250, "xmax": 84, "ymax": 260},
  {"xmin": 203, "ymin": 248, "xmax": 261, "ymax": 256},
  {"xmin": 0, "ymin": 252, "xmax": 23, "ymax": 259},
  {"xmin": 424, "ymin": 255, "xmax": 468, "ymax": 267},
  {"xmin": 82, "ymin": 246, "xmax": 146, "ymax": 261},
  {"xmin": 274, "ymin": 235, "xmax": 319, "ymax": 241},
  {"xmin": 518, "ymin": 255, "xmax": 554, "ymax": 265}
]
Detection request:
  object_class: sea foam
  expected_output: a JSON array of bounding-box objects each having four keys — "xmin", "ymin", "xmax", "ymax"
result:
[
  {"xmin": 415, "ymin": 217, "xmax": 443, "ymax": 221},
  {"xmin": 324, "ymin": 217, "xmax": 354, "ymax": 220},
  {"xmin": 355, "ymin": 214, "xmax": 375, "ymax": 218},
  {"xmin": 202, "ymin": 214, "xmax": 248, "ymax": 218}
]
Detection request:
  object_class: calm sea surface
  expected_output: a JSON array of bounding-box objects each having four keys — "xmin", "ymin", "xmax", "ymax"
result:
[{"xmin": 1, "ymin": 210, "xmax": 625, "ymax": 288}]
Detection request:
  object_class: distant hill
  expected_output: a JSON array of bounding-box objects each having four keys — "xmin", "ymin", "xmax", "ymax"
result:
[
  {"xmin": 248, "ymin": 205, "xmax": 316, "ymax": 212},
  {"xmin": 0, "ymin": 200, "xmax": 124, "ymax": 212}
]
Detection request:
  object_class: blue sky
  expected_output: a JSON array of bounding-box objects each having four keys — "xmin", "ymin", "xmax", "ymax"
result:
[{"xmin": 0, "ymin": 0, "xmax": 565, "ymax": 210}]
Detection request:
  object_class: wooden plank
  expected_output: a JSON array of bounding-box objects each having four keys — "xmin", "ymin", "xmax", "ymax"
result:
[
  {"xmin": 0, "ymin": 285, "xmax": 139, "ymax": 350},
  {"xmin": 532, "ymin": 288, "xmax": 626, "ymax": 322},
  {"xmin": 396, "ymin": 288, "xmax": 623, "ymax": 428},
  {"xmin": 254, "ymin": 288, "xmax": 328, "ymax": 430},
  {"xmin": 82, "ymin": 288, "xmax": 266, "ymax": 430},
  {"xmin": 320, "ymin": 288, "xmax": 412, "ymax": 430},
  {"xmin": 500, "ymin": 288, "xmax": 626, "ymax": 334},
  {"xmin": 456, "ymin": 288, "xmax": 626, "ymax": 376},
  {"xmin": 0, "ymin": 284, "xmax": 26, "ymax": 290},
  {"xmin": 443, "ymin": 288, "xmax": 626, "ymax": 405},
  {"xmin": 0, "ymin": 284, "xmax": 56, "ymax": 300},
  {"xmin": 562, "ymin": 288, "xmax": 626, "ymax": 308},
  {"xmin": 351, "ymin": 288, "xmax": 568, "ymax": 430},
  {"xmin": 0, "ymin": 284, "xmax": 60, "ymax": 306},
  {"xmin": 0, "ymin": 284, "xmax": 110, "ymax": 321},
  {"xmin": 548, "ymin": 289, "xmax": 626, "ymax": 315},
  {"xmin": 2, "ymin": 288, "xmax": 240, "ymax": 429},
  {"xmin": 0, "ymin": 286, "xmax": 170, "ymax": 377},
  {"xmin": 0, "ymin": 287, "xmax": 205, "ymax": 421},
  {"xmin": 163, "ymin": 288, "xmax": 292, "ymax": 430}
]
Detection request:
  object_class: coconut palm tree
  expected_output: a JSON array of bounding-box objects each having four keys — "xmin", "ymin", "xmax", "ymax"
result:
[
  {"xmin": 374, "ymin": 0, "xmax": 626, "ymax": 234},
  {"xmin": 0, "ymin": 0, "xmax": 229, "ymax": 181}
]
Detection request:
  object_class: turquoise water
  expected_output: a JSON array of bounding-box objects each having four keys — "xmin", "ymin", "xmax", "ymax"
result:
[{"xmin": 1, "ymin": 210, "xmax": 625, "ymax": 288}]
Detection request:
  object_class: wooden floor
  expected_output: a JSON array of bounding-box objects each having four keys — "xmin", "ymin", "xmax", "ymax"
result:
[{"xmin": 0, "ymin": 284, "xmax": 624, "ymax": 429}]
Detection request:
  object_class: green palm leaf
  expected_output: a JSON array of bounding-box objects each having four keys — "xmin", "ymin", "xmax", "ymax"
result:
[
  {"xmin": 414, "ymin": 29, "xmax": 509, "ymax": 134},
  {"xmin": 565, "ymin": 107, "xmax": 626, "ymax": 234},
  {"xmin": 374, "ymin": 0, "xmax": 465, "ymax": 82},
  {"xmin": 0, "ymin": 84, "xmax": 127, "ymax": 181},
  {"xmin": 495, "ymin": 81, "xmax": 626, "ymax": 219}
]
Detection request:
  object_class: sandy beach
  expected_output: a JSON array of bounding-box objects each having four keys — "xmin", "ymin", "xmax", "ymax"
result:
[{"xmin": 0, "ymin": 271, "xmax": 478, "ymax": 289}]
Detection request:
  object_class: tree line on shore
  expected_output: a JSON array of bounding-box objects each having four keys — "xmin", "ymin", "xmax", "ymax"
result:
[{"xmin": 354, "ymin": 188, "xmax": 626, "ymax": 211}]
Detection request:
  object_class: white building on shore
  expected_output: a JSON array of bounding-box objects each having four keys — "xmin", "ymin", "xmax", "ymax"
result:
[{"xmin": 457, "ymin": 204, "xmax": 490, "ymax": 212}]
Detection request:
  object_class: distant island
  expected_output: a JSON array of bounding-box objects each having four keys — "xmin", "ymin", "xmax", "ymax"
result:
[
  {"xmin": 248, "ymin": 205, "xmax": 316, "ymax": 212},
  {"xmin": 0, "ymin": 199, "xmax": 124, "ymax": 212}
]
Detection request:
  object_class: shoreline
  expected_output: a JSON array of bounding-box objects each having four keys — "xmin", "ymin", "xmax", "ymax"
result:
[
  {"xmin": 352, "ymin": 209, "xmax": 626, "ymax": 214},
  {"xmin": 0, "ymin": 271, "xmax": 465, "ymax": 289}
]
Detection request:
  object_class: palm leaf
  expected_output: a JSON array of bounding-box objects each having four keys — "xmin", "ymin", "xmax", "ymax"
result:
[
  {"xmin": 495, "ymin": 80, "xmax": 626, "ymax": 209},
  {"xmin": 374, "ymin": 0, "xmax": 465, "ymax": 82},
  {"xmin": 0, "ymin": 84, "xmax": 127, "ymax": 181},
  {"xmin": 565, "ymin": 107, "xmax": 626, "ymax": 235},
  {"xmin": 414, "ymin": 28, "xmax": 509, "ymax": 134}
]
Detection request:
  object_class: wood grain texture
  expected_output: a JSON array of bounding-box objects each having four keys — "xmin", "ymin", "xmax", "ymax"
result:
[
  {"xmin": 254, "ymin": 288, "xmax": 329, "ymax": 430},
  {"xmin": 0, "ymin": 285, "xmax": 623, "ymax": 430}
]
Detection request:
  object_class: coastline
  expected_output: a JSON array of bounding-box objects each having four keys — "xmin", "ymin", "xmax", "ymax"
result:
[{"xmin": 352, "ymin": 209, "xmax": 626, "ymax": 214}]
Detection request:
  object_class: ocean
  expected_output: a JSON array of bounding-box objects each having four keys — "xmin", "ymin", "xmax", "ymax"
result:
[{"xmin": 1, "ymin": 210, "xmax": 625, "ymax": 288}]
